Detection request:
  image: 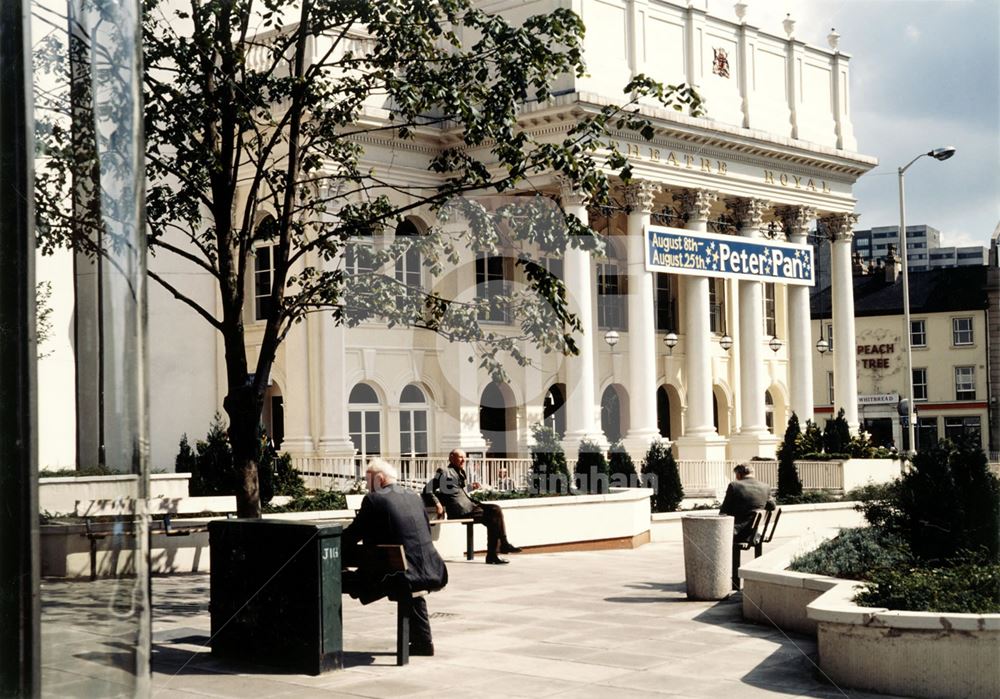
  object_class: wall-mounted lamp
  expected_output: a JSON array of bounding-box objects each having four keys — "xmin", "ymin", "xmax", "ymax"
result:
[
  {"xmin": 769, "ymin": 335, "xmax": 783, "ymax": 353},
  {"xmin": 719, "ymin": 333, "xmax": 733, "ymax": 351},
  {"xmin": 663, "ymin": 331, "xmax": 678, "ymax": 355},
  {"xmin": 604, "ymin": 330, "xmax": 620, "ymax": 351}
]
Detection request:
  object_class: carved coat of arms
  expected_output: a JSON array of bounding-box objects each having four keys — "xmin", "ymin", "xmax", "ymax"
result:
[{"xmin": 713, "ymin": 47, "xmax": 730, "ymax": 78}]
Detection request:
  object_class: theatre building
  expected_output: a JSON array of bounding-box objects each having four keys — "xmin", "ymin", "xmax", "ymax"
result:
[
  {"xmin": 55, "ymin": 1, "xmax": 872, "ymax": 477},
  {"xmin": 811, "ymin": 258, "xmax": 990, "ymax": 452}
]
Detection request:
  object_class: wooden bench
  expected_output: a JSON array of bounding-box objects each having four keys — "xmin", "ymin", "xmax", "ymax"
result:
[
  {"xmin": 343, "ymin": 543, "xmax": 432, "ymax": 666},
  {"xmin": 732, "ymin": 507, "xmax": 781, "ymax": 589},
  {"xmin": 428, "ymin": 517, "xmax": 475, "ymax": 560}
]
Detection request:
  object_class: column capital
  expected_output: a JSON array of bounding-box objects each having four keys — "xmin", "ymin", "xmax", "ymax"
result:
[
  {"xmin": 557, "ymin": 176, "xmax": 587, "ymax": 208},
  {"xmin": 724, "ymin": 197, "xmax": 770, "ymax": 233},
  {"xmin": 774, "ymin": 206, "xmax": 817, "ymax": 240},
  {"xmin": 673, "ymin": 188, "xmax": 718, "ymax": 222},
  {"xmin": 621, "ymin": 180, "xmax": 661, "ymax": 214},
  {"xmin": 820, "ymin": 212, "xmax": 859, "ymax": 242}
]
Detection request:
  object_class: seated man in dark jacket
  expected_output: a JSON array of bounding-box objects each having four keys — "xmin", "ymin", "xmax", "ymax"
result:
[
  {"xmin": 719, "ymin": 462, "xmax": 776, "ymax": 541},
  {"xmin": 423, "ymin": 449, "xmax": 521, "ymax": 565},
  {"xmin": 343, "ymin": 458, "xmax": 448, "ymax": 656}
]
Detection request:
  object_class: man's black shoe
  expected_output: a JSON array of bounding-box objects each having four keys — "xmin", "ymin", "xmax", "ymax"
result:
[
  {"xmin": 409, "ymin": 642, "xmax": 434, "ymax": 656},
  {"xmin": 485, "ymin": 556, "xmax": 509, "ymax": 565},
  {"xmin": 499, "ymin": 543, "xmax": 522, "ymax": 554}
]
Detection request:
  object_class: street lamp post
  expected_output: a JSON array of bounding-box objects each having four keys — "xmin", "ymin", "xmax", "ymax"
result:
[{"xmin": 898, "ymin": 146, "xmax": 956, "ymax": 456}]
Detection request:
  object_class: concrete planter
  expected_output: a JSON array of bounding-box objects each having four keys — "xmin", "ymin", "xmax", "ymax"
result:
[
  {"xmin": 430, "ymin": 487, "xmax": 653, "ymax": 559},
  {"xmin": 741, "ymin": 529, "xmax": 1000, "ymax": 699},
  {"xmin": 40, "ymin": 472, "xmax": 192, "ymax": 515}
]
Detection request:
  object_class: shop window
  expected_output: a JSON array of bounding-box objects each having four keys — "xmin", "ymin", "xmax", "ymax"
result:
[{"xmin": 944, "ymin": 416, "xmax": 981, "ymax": 443}]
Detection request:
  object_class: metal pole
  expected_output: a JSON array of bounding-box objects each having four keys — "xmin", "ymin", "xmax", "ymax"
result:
[
  {"xmin": 898, "ymin": 167, "xmax": 917, "ymax": 456},
  {"xmin": 0, "ymin": 0, "xmax": 40, "ymax": 694}
]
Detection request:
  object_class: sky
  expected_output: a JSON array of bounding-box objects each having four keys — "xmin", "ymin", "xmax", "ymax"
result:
[{"xmin": 703, "ymin": 0, "xmax": 999, "ymax": 250}]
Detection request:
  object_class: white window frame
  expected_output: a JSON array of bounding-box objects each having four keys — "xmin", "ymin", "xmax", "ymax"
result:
[
  {"xmin": 762, "ymin": 283, "xmax": 776, "ymax": 337},
  {"xmin": 954, "ymin": 366, "xmax": 976, "ymax": 400},
  {"xmin": 952, "ymin": 317, "xmax": 974, "ymax": 346},
  {"xmin": 910, "ymin": 319, "xmax": 926, "ymax": 348},
  {"xmin": 348, "ymin": 385, "xmax": 381, "ymax": 464},
  {"xmin": 476, "ymin": 254, "xmax": 513, "ymax": 324},
  {"xmin": 912, "ymin": 368, "xmax": 928, "ymax": 401},
  {"xmin": 253, "ymin": 243, "xmax": 276, "ymax": 322},
  {"xmin": 827, "ymin": 371, "xmax": 835, "ymax": 405},
  {"xmin": 399, "ymin": 386, "xmax": 429, "ymax": 458}
]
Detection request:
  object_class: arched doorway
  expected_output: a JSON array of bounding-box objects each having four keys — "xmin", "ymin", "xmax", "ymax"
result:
[
  {"xmin": 480, "ymin": 382, "xmax": 515, "ymax": 458},
  {"xmin": 601, "ymin": 384, "xmax": 628, "ymax": 444},
  {"xmin": 656, "ymin": 385, "xmax": 681, "ymax": 440},
  {"xmin": 262, "ymin": 381, "xmax": 284, "ymax": 450},
  {"xmin": 765, "ymin": 390, "xmax": 775, "ymax": 434},
  {"xmin": 543, "ymin": 384, "xmax": 566, "ymax": 437},
  {"xmin": 712, "ymin": 385, "xmax": 731, "ymax": 436}
]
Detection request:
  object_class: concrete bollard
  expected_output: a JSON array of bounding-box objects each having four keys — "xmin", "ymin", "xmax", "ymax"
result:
[{"xmin": 681, "ymin": 515, "xmax": 734, "ymax": 600}]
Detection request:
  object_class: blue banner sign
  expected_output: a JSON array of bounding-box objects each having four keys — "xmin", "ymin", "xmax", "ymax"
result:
[{"xmin": 646, "ymin": 225, "xmax": 814, "ymax": 286}]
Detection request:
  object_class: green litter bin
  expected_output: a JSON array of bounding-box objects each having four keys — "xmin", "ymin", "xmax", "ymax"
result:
[{"xmin": 209, "ymin": 519, "xmax": 343, "ymax": 674}]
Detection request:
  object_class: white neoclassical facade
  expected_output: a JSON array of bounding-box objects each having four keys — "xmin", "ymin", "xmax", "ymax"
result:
[{"xmin": 119, "ymin": 1, "xmax": 877, "ymax": 471}]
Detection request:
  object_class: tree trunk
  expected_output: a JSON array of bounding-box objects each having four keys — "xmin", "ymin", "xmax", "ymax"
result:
[{"xmin": 224, "ymin": 383, "xmax": 263, "ymax": 517}]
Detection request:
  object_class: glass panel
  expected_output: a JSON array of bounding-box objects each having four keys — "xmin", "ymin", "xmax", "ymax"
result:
[
  {"xmin": 32, "ymin": 0, "xmax": 151, "ymax": 692},
  {"xmin": 400, "ymin": 411, "xmax": 410, "ymax": 431},
  {"xmin": 415, "ymin": 433, "xmax": 428, "ymax": 455},
  {"xmin": 365, "ymin": 411, "xmax": 380, "ymax": 432},
  {"xmin": 400, "ymin": 431, "xmax": 412, "ymax": 456},
  {"xmin": 414, "ymin": 411, "xmax": 427, "ymax": 430},
  {"xmin": 400, "ymin": 385, "xmax": 424, "ymax": 403},
  {"xmin": 349, "ymin": 384, "xmax": 378, "ymax": 404},
  {"xmin": 349, "ymin": 411, "xmax": 361, "ymax": 432}
]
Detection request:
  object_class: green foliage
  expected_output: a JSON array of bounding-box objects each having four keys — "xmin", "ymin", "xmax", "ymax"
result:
[
  {"xmin": 822, "ymin": 409, "xmax": 851, "ymax": 455},
  {"xmin": 39, "ymin": 465, "xmax": 114, "ymax": 478},
  {"xmin": 777, "ymin": 490, "xmax": 841, "ymax": 505},
  {"xmin": 176, "ymin": 415, "xmax": 302, "ymax": 505},
  {"xmin": 529, "ymin": 423, "xmax": 570, "ymax": 494},
  {"xmin": 799, "ymin": 420, "xmax": 824, "ymax": 455},
  {"xmin": 33, "ymin": 0, "xmax": 704, "ymax": 517},
  {"xmin": 264, "ymin": 489, "xmax": 347, "ymax": 513},
  {"xmin": 36, "ymin": 281, "xmax": 54, "ymax": 360},
  {"xmin": 470, "ymin": 488, "xmax": 551, "ymax": 502},
  {"xmin": 575, "ymin": 439, "xmax": 610, "ymax": 494},
  {"xmin": 891, "ymin": 439, "xmax": 1000, "ymax": 564},
  {"xmin": 789, "ymin": 527, "xmax": 914, "ymax": 581},
  {"xmin": 776, "ymin": 412, "xmax": 803, "ymax": 499},
  {"xmin": 607, "ymin": 440, "xmax": 637, "ymax": 483},
  {"xmin": 641, "ymin": 440, "xmax": 684, "ymax": 512},
  {"xmin": 855, "ymin": 556, "xmax": 1000, "ymax": 614}
]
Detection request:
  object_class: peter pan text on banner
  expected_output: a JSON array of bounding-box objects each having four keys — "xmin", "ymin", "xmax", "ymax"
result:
[{"xmin": 646, "ymin": 226, "xmax": 815, "ymax": 286}]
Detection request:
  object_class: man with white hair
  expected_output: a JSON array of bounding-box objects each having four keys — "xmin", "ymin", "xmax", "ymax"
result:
[{"xmin": 342, "ymin": 458, "xmax": 448, "ymax": 656}]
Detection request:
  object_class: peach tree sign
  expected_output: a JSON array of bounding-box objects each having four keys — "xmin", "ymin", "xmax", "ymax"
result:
[{"xmin": 646, "ymin": 225, "xmax": 814, "ymax": 285}]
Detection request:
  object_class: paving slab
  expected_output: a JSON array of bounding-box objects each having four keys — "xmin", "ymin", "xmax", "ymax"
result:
[{"xmin": 38, "ymin": 541, "xmax": 908, "ymax": 698}]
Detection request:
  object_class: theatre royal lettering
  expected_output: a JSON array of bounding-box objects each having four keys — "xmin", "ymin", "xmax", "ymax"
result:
[{"xmin": 645, "ymin": 226, "xmax": 815, "ymax": 285}]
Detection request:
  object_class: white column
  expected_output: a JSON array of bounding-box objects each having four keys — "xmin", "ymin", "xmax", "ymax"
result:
[
  {"xmin": 560, "ymin": 184, "xmax": 601, "ymax": 455},
  {"xmin": 280, "ymin": 319, "xmax": 314, "ymax": 455},
  {"xmin": 673, "ymin": 189, "xmax": 727, "ymax": 461},
  {"xmin": 622, "ymin": 181, "xmax": 661, "ymax": 460},
  {"xmin": 318, "ymin": 319, "xmax": 355, "ymax": 454},
  {"xmin": 778, "ymin": 206, "xmax": 817, "ymax": 423},
  {"xmin": 824, "ymin": 213, "xmax": 861, "ymax": 432}
]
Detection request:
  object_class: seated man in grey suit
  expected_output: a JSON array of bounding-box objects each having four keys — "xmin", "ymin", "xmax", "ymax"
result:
[
  {"xmin": 719, "ymin": 462, "xmax": 776, "ymax": 589},
  {"xmin": 719, "ymin": 462, "xmax": 776, "ymax": 541},
  {"xmin": 343, "ymin": 458, "xmax": 448, "ymax": 656}
]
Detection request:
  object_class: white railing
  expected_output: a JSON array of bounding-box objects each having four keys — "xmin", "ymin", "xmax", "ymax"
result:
[
  {"xmin": 675, "ymin": 460, "xmax": 734, "ymax": 500},
  {"xmin": 290, "ymin": 455, "xmax": 533, "ymax": 492},
  {"xmin": 795, "ymin": 460, "xmax": 846, "ymax": 491}
]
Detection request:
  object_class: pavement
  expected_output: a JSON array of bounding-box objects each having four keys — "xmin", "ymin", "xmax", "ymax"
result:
[{"xmin": 40, "ymin": 540, "xmax": 911, "ymax": 698}]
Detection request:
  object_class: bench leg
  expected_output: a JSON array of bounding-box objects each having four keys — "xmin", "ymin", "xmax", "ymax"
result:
[
  {"xmin": 89, "ymin": 538, "xmax": 98, "ymax": 581},
  {"xmin": 465, "ymin": 523, "xmax": 474, "ymax": 561},
  {"xmin": 731, "ymin": 545, "xmax": 741, "ymax": 590},
  {"xmin": 396, "ymin": 598, "xmax": 410, "ymax": 666},
  {"xmin": 754, "ymin": 542, "xmax": 763, "ymax": 559}
]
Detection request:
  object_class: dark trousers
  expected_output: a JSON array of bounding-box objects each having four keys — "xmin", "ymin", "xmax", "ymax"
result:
[
  {"xmin": 343, "ymin": 570, "xmax": 433, "ymax": 645},
  {"xmin": 471, "ymin": 503, "xmax": 507, "ymax": 555},
  {"xmin": 409, "ymin": 596, "xmax": 432, "ymax": 645}
]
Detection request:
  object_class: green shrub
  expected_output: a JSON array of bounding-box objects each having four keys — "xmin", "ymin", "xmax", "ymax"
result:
[
  {"xmin": 776, "ymin": 412, "xmax": 803, "ymax": 499},
  {"xmin": 823, "ymin": 409, "xmax": 851, "ymax": 454},
  {"xmin": 264, "ymin": 489, "xmax": 346, "ymax": 513},
  {"xmin": 855, "ymin": 557, "xmax": 1000, "ymax": 614},
  {"xmin": 641, "ymin": 440, "xmax": 684, "ymax": 512},
  {"xmin": 529, "ymin": 423, "xmax": 570, "ymax": 494},
  {"xmin": 777, "ymin": 489, "xmax": 841, "ymax": 505},
  {"xmin": 574, "ymin": 439, "xmax": 610, "ymax": 494},
  {"xmin": 799, "ymin": 420, "xmax": 824, "ymax": 455},
  {"xmin": 470, "ymin": 488, "xmax": 546, "ymax": 502},
  {"xmin": 789, "ymin": 527, "xmax": 913, "ymax": 580},
  {"xmin": 39, "ymin": 465, "xmax": 115, "ymax": 478},
  {"xmin": 892, "ymin": 439, "xmax": 1000, "ymax": 564},
  {"xmin": 608, "ymin": 440, "xmax": 637, "ymax": 484}
]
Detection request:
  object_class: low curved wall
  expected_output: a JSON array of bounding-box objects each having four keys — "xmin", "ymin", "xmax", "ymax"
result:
[
  {"xmin": 740, "ymin": 529, "xmax": 1000, "ymax": 699},
  {"xmin": 40, "ymin": 473, "xmax": 192, "ymax": 515}
]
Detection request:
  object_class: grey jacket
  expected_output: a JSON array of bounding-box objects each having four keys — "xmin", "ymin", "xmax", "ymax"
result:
[
  {"xmin": 719, "ymin": 477, "xmax": 775, "ymax": 539},
  {"xmin": 423, "ymin": 465, "xmax": 478, "ymax": 519}
]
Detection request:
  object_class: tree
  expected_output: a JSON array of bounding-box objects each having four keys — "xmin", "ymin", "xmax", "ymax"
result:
[
  {"xmin": 35, "ymin": 0, "xmax": 702, "ymax": 516},
  {"xmin": 575, "ymin": 439, "xmax": 610, "ymax": 494},
  {"xmin": 641, "ymin": 440, "xmax": 683, "ymax": 512},
  {"xmin": 776, "ymin": 412, "xmax": 803, "ymax": 499},
  {"xmin": 529, "ymin": 423, "xmax": 570, "ymax": 495},
  {"xmin": 823, "ymin": 409, "xmax": 851, "ymax": 455},
  {"xmin": 608, "ymin": 440, "xmax": 637, "ymax": 486}
]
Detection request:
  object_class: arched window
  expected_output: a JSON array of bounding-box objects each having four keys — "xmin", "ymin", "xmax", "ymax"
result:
[
  {"xmin": 543, "ymin": 384, "xmax": 566, "ymax": 438},
  {"xmin": 399, "ymin": 384, "xmax": 428, "ymax": 458},
  {"xmin": 765, "ymin": 390, "xmax": 775, "ymax": 434},
  {"xmin": 348, "ymin": 384, "xmax": 381, "ymax": 463},
  {"xmin": 394, "ymin": 219, "xmax": 422, "ymax": 290}
]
